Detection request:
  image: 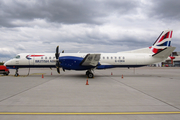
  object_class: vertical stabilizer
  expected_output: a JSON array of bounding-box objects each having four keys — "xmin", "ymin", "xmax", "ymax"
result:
[
  {"xmin": 149, "ymin": 30, "xmax": 173, "ymax": 54},
  {"xmin": 149, "ymin": 30, "xmax": 175, "ymax": 58}
]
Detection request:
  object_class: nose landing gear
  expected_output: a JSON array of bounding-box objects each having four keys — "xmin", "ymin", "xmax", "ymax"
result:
[{"xmin": 14, "ymin": 69, "xmax": 19, "ymax": 77}]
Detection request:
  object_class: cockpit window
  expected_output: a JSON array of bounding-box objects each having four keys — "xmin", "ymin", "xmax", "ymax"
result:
[{"xmin": 15, "ymin": 55, "xmax": 20, "ymax": 59}]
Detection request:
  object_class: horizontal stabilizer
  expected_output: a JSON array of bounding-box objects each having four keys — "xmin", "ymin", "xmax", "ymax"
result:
[
  {"xmin": 80, "ymin": 54, "xmax": 101, "ymax": 66},
  {"xmin": 152, "ymin": 47, "xmax": 176, "ymax": 58}
]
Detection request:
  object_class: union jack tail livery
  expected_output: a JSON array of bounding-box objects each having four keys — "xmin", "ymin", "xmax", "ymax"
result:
[{"xmin": 150, "ymin": 30, "xmax": 173, "ymax": 54}]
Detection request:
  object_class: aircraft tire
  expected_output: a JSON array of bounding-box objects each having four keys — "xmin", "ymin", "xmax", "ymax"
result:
[
  {"xmin": 14, "ymin": 73, "xmax": 19, "ymax": 77},
  {"xmin": 88, "ymin": 73, "xmax": 94, "ymax": 78},
  {"xmin": 86, "ymin": 71, "xmax": 90, "ymax": 75}
]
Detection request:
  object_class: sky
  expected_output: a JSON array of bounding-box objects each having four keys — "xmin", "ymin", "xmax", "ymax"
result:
[{"xmin": 0, "ymin": 0, "xmax": 180, "ymax": 61}]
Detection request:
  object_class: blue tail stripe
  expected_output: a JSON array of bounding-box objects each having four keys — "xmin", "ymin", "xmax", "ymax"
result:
[
  {"xmin": 157, "ymin": 41, "xmax": 170, "ymax": 46},
  {"xmin": 168, "ymin": 41, "xmax": 171, "ymax": 46}
]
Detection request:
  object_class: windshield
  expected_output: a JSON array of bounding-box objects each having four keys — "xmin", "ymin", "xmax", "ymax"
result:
[{"xmin": 14, "ymin": 55, "xmax": 20, "ymax": 59}]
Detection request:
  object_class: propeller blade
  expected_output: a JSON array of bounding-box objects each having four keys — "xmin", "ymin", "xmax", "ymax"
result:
[
  {"xmin": 55, "ymin": 46, "xmax": 60, "ymax": 59},
  {"xmin": 57, "ymin": 67, "xmax": 60, "ymax": 74},
  {"xmin": 55, "ymin": 46, "xmax": 60, "ymax": 74},
  {"xmin": 56, "ymin": 46, "xmax": 59, "ymax": 54},
  {"xmin": 56, "ymin": 61, "xmax": 60, "ymax": 73}
]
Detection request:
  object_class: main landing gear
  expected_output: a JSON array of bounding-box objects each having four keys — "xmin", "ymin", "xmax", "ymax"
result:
[
  {"xmin": 14, "ymin": 68, "xmax": 19, "ymax": 77},
  {"xmin": 86, "ymin": 70, "xmax": 94, "ymax": 78}
]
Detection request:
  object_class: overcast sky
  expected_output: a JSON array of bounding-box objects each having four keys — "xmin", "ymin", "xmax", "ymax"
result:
[{"xmin": 0, "ymin": 0, "xmax": 180, "ymax": 61}]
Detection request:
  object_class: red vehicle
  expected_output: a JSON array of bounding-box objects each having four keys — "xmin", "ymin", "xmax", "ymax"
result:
[{"xmin": 0, "ymin": 65, "xmax": 10, "ymax": 75}]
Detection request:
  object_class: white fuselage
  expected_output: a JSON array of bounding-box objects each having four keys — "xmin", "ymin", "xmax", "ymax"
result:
[{"xmin": 5, "ymin": 52, "xmax": 164, "ymax": 69}]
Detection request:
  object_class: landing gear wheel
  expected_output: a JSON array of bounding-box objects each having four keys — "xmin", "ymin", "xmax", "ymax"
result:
[
  {"xmin": 15, "ymin": 73, "xmax": 19, "ymax": 77},
  {"xmin": 86, "ymin": 71, "xmax": 90, "ymax": 76},
  {"xmin": 88, "ymin": 73, "xmax": 94, "ymax": 78},
  {"xmin": 86, "ymin": 70, "xmax": 94, "ymax": 78}
]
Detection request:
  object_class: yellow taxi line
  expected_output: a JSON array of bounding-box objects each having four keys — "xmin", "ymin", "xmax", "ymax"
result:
[{"xmin": 0, "ymin": 111, "xmax": 180, "ymax": 115}]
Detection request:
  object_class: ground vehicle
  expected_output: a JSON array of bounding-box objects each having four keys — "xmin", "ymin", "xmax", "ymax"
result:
[{"xmin": 0, "ymin": 65, "xmax": 10, "ymax": 75}]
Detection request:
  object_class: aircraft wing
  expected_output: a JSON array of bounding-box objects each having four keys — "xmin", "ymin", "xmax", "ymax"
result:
[{"xmin": 80, "ymin": 54, "xmax": 101, "ymax": 66}]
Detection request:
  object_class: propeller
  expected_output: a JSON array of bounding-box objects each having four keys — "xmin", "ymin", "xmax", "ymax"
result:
[{"xmin": 55, "ymin": 46, "xmax": 60, "ymax": 74}]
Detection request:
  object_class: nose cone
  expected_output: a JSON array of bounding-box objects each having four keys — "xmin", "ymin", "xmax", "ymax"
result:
[
  {"xmin": 4, "ymin": 60, "xmax": 11, "ymax": 67},
  {"xmin": 4, "ymin": 61, "xmax": 7, "ymax": 66}
]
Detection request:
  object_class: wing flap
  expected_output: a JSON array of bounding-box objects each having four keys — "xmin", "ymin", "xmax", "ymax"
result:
[{"xmin": 80, "ymin": 54, "xmax": 101, "ymax": 66}]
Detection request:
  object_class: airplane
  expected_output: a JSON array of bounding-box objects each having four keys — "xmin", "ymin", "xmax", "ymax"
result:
[{"xmin": 4, "ymin": 29, "xmax": 176, "ymax": 78}]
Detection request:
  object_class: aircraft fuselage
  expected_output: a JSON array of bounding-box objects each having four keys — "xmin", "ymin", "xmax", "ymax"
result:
[{"xmin": 5, "ymin": 52, "xmax": 163, "ymax": 70}]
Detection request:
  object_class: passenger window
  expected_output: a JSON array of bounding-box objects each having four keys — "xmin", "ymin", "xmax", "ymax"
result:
[
  {"xmin": 41, "ymin": 57, "xmax": 43, "ymax": 59},
  {"xmin": 53, "ymin": 57, "xmax": 56, "ymax": 59},
  {"xmin": 123, "ymin": 57, "xmax": 125, "ymax": 59},
  {"xmin": 103, "ymin": 57, "xmax": 105, "ymax": 59},
  {"xmin": 45, "ymin": 57, "xmax": 47, "ymax": 59},
  {"xmin": 115, "ymin": 57, "xmax": 117, "ymax": 59},
  {"xmin": 107, "ymin": 57, "xmax": 109, "ymax": 59},
  {"xmin": 119, "ymin": 57, "xmax": 121, "ymax": 59},
  {"xmin": 49, "ymin": 57, "xmax": 51, "ymax": 59},
  {"xmin": 111, "ymin": 57, "xmax": 113, "ymax": 59}
]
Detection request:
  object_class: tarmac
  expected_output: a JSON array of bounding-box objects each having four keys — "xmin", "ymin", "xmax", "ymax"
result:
[{"xmin": 0, "ymin": 67, "xmax": 180, "ymax": 120}]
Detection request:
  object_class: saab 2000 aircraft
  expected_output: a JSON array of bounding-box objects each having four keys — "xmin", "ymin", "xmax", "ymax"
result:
[{"xmin": 5, "ymin": 30, "xmax": 175, "ymax": 78}]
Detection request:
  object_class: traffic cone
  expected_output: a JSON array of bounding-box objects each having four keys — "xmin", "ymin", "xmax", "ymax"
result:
[
  {"xmin": 86, "ymin": 79, "xmax": 89, "ymax": 85},
  {"xmin": 42, "ymin": 74, "xmax": 44, "ymax": 78},
  {"xmin": 122, "ymin": 74, "xmax": 123, "ymax": 79},
  {"xmin": 111, "ymin": 72, "xmax": 113, "ymax": 75}
]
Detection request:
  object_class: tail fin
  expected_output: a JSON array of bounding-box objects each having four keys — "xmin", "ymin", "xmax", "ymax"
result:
[
  {"xmin": 149, "ymin": 30, "xmax": 173, "ymax": 54},
  {"xmin": 149, "ymin": 30, "xmax": 175, "ymax": 58}
]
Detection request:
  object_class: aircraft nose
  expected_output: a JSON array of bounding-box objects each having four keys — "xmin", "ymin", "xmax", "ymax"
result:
[
  {"xmin": 4, "ymin": 60, "xmax": 11, "ymax": 66},
  {"xmin": 4, "ymin": 61, "xmax": 7, "ymax": 66}
]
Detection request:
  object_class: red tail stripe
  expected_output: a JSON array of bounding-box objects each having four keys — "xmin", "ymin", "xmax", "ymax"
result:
[
  {"xmin": 158, "ymin": 36, "xmax": 164, "ymax": 43},
  {"xmin": 158, "ymin": 31, "xmax": 170, "ymax": 43},
  {"xmin": 170, "ymin": 31, "xmax": 173, "ymax": 38},
  {"xmin": 166, "ymin": 32, "xmax": 170, "ymax": 39},
  {"xmin": 152, "ymin": 48, "xmax": 158, "ymax": 53}
]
